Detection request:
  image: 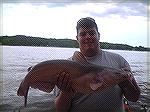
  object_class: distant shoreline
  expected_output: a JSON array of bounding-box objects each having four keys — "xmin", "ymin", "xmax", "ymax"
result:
[
  {"xmin": 2, "ymin": 45, "xmax": 150, "ymax": 53},
  {"xmin": 1, "ymin": 35, "xmax": 150, "ymax": 52}
]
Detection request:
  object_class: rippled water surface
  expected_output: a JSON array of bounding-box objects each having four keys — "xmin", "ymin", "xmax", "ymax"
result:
[{"xmin": 1, "ymin": 46, "xmax": 150, "ymax": 106}]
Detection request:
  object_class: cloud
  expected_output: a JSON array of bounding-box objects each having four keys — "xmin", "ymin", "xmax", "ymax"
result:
[
  {"xmin": 2, "ymin": 0, "xmax": 148, "ymax": 3},
  {"xmin": 116, "ymin": 3, "xmax": 147, "ymax": 17},
  {"xmin": 32, "ymin": 3, "xmax": 69, "ymax": 8},
  {"xmin": 87, "ymin": 3, "xmax": 147, "ymax": 18},
  {"xmin": 1, "ymin": 2, "xmax": 148, "ymax": 47}
]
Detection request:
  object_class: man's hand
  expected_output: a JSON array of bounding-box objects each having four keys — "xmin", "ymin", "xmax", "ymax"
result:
[
  {"xmin": 119, "ymin": 67, "xmax": 135, "ymax": 91},
  {"xmin": 120, "ymin": 67, "xmax": 134, "ymax": 82},
  {"xmin": 119, "ymin": 67, "xmax": 140, "ymax": 102},
  {"xmin": 56, "ymin": 71, "xmax": 73, "ymax": 92},
  {"xmin": 55, "ymin": 71, "xmax": 74, "ymax": 112}
]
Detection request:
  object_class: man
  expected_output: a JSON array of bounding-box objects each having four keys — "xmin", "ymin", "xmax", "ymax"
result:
[{"xmin": 55, "ymin": 17, "xmax": 140, "ymax": 112}]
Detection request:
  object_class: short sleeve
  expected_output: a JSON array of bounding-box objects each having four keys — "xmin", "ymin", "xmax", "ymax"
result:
[{"xmin": 119, "ymin": 55, "xmax": 131, "ymax": 71}]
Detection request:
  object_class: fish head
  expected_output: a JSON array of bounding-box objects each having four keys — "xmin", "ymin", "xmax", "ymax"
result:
[{"xmin": 72, "ymin": 72, "xmax": 97, "ymax": 93}]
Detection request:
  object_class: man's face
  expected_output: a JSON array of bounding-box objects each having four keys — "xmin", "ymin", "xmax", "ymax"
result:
[{"xmin": 76, "ymin": 27, "xmax": 100, "ymax": 57}]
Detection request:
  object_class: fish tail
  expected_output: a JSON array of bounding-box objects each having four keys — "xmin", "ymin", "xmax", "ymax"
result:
[
  {"xmin": 17, "ymin": 85, "xmax": 24, "ymax": 96},
  {"xmin": 17, "ymin": 80, "xmax": 27, "ymax": 96}
]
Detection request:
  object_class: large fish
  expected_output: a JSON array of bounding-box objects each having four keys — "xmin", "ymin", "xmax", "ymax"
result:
[{"xmin": 17, "ymin": 51, "xmax": 129, "ymax": 107}]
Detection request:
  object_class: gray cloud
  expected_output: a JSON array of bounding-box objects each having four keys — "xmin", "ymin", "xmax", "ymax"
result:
[
  {"xmin": 31, "ymin": 3, "xmax": 69, "ymax": 8},
  {"xmin": 2, "ymin": 1, "xmax": 148, "ymax": 18},
  {"xmin": 116, "ymin": 3, "xmax": 147, "ymax": 17},
  {"xmin": 87, "ymin": 3, "xmax": 147, "ymax": 18},
  {"xmin": 2, "ymin": 0, "xmax": 148, "ymax": 3}
]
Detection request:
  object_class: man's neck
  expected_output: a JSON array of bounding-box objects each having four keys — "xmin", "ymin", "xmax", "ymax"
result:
[{"xmin": 84, "ymin": 49, "xmax": 101, "ymax": 58}]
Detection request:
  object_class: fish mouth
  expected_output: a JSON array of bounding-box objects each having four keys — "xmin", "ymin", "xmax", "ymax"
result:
[
  {"xmin": 90, "ymin": 82, "xmax": 103, "ymax": 91},
  {"xmin": 90, "ymin": 76, "xmax": 103, "ymax": 91}
]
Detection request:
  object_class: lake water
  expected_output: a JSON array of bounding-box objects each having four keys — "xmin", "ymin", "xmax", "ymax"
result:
[{"xmin": 1, "ymin": 46, "xmax": 150, "ymax": 107}]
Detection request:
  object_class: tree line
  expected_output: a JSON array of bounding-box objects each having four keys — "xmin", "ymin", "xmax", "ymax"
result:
[{"xmin": 0, "ymin": 35, "xmax": 150, "ymax": 51}]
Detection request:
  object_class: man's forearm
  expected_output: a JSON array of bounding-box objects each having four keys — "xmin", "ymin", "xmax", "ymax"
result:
[
  {"xmin": 55, "ymin": 91, "xmax": 74, "ymax": 112},
  {"xmin": 119, "ymin": 77, "xmax": 140, "ymax": 102}
]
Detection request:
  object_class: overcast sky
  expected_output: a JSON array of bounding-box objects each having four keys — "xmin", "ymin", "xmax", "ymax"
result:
[{"xmin": 1, "ymin": 1, "xmax": 149, "ymax": 47}]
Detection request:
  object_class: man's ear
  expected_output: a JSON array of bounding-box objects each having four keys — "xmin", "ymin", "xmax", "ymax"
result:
[
  {"xmin": 98, "ymin": 32, "xmax": 100, "ymax": 40},
  {"xmin": 76, "ymin": 36, "xmax": 79, "ymax": 42}
]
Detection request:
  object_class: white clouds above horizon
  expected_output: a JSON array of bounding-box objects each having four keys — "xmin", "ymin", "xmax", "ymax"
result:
[{"xmin": 1, "ymin": 2, "xmax": 148, "ymax": 47}]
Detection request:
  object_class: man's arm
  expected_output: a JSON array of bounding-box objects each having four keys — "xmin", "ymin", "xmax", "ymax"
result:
[
  {"xmin": 55, "ymin": 91, "xmax": 74, "ymax": 112},
  {"xmin": 119, "ymin": 71, "xmax": 141, "ymax": 102},
  {"xmin": 54, "ymin": 72, "xmax": 74, "ymax": 112}
]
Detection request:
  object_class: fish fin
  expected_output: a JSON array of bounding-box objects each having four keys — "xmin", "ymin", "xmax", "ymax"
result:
[
  {"xmin": 72, "ymin": 51, "xmax": 89, "ymax": 65},
  {"xmin": 27, "ymin": 66, "xmax": 32, "ymax": 72}
]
